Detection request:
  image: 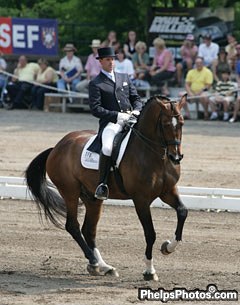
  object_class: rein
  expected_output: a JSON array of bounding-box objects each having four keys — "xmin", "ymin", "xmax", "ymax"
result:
[{"xmin": 129, "ymin": 125, "xmax": 167, "ymax": 159}]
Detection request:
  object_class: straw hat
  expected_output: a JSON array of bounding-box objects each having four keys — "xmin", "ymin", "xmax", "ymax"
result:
[
  {"xmin": 90, "ymin": 39, "xmax": 101, "ymax": 48},
  {"xmin": 63, "ymin": 43, "xmax": 77, "ymax": 52}
]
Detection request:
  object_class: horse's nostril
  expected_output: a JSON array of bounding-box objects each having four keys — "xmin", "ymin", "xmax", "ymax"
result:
[{"xmin": 168, "ymin": 153, "xmax": 183, "ymax": 164}]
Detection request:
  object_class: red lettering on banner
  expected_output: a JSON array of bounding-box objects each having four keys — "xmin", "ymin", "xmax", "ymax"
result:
[{"xmin": 0, "ymin": 17, "xmax": 12, "ymax": 54}]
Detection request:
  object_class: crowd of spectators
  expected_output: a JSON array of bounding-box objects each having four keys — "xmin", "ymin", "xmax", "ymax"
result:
[{"xmin": 0, "ymin": 29, "xmax": 240, "ymax": 122}]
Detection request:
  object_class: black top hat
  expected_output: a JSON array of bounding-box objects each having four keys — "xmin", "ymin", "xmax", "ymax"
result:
[{"xmin": 96, "ymin": 47, "xmax": 117, "ymax": 59}]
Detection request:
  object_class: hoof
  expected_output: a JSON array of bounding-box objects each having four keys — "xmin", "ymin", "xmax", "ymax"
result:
[
  {"xmin": 87, "ymin": 264, "xmax": 100, "ymax": 276},
  {"xmin": 143, "ymin": 272, "xmax": 159, "ymax": 281},
  {"xmin": 104, "ymin": 268, "xmax": 119, "ymax": 277},
  {"xmin": 160, "ymin": 240, "xmax": 171, "ymax": 255}
]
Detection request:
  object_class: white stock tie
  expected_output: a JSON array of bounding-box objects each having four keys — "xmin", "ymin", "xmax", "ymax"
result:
[{"xmin": 109, "ymin": 73, "xmax": 115, "ymax": 82}]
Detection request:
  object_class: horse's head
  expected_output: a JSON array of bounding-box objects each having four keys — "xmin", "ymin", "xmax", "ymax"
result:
[
  {"xmin": 156, "ymin": 94, "xmax": 187, "ymax": 164},
  {"xmin": 136, "ymin": 94, "xmax": 187, "ymax": 165}
]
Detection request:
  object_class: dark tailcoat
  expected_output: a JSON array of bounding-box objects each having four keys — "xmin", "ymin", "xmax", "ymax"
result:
[{"xmin": 88, "ymin": 71, "xmax": 142, "ymax": 152}]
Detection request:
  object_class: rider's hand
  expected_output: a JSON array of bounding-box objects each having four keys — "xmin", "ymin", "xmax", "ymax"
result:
[
  {"xmin": 131, "ymin": 110, "xmax": 140, "ymax": 116},
  {"xmin": 117, "ymin": 112, "xmax": 131, "ymax": 125}
]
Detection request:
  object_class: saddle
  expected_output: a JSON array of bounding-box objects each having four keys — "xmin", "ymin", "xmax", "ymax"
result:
[{"xmin": 81, "ymin": 125, "xmax": 132, "ymax": 171}]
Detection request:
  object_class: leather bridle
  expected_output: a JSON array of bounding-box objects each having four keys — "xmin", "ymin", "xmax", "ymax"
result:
[{"xmin": 128, "ymin": 101, "xmax": 183, "ymax": 163}]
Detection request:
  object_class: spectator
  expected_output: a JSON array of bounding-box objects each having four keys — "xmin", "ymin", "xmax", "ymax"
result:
[
  {"xmin": 0, "ymin": 51, "xmax": 7, "ymax": 89},
  {"xmin": 101, "ymin": 30, "xmax": 120, "ymax": 52},
  {"xmin": 229, "ymin": 98, "xmax": 240, "ymax": 123},
  {"xmin": 132, "ymin": 41, "xmax": 150, "ymax": 80},
  {"xmin": 76, "ymin": 39, "xmax": 101, "ymax": 92},
  {"xmin": 31, "ymin": 58, "xmax": 58, "ymax": 110},
  {"xmin": 225, "ymin": 34, "xmax": 237, "ymax": 71},
  {"xmin": 7, "ymin": 55, "xmax": 39, "ymax": 109},
  {"xmin": 229, "ymin": 44, "xmax": 240, "ymax": 123},
  {"xmin": 184, "ymin": 56, "xmax": 213, "ymax": 120},
  {"xmin": 0, "ymin": 51, "xmax": 7, "ymax": 107},
  {"xmin": 114, "ymin": 48, "xmax": 135, "ymax": 79},
  {"xmin": 234, "ymin": 43, "xmax": 240, "ymax": 82},
  {"xmin": 176, "ymin": 34, "xmax": 198, "ymax": 87},
  {"xmin": 57, "ymin": 43, "xmax": 83, "ymax": 92},
  {"xmin": 209, "ymin": 70, "xmax": 237, "ymax": 121},
  {"xmin": 123, "ymin": 30, "xmax": 137, "ymax": 59},
  {"xmin": 212, "ymin": 47, "xmax": 231, "ymax": 83},
  {"xmin": 198, "ymin": 34, "xmax": 219, "ymax": 68},
  {"xmin": 145, "ymin": 37, "xmax": 175, "ymax": 96}
]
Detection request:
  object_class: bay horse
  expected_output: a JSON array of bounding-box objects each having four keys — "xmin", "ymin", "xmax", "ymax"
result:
[{"xmin": 25, "ymin": 94, "xmax": 188, "ymax": 281}]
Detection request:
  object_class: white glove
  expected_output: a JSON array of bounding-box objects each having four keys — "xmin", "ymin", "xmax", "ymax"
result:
[
  {"xmin": 131, "ymin": 110, "xmax": 140, "ymax": 116},
  {"xmin": 117, "ymin": 112, "xmax": 131, "ymax": 125}
]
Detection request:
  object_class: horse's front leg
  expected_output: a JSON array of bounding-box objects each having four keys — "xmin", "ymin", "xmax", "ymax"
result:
[
  {"xmin": 82, "ymin": 199, "xmax": 119, "ymax": 277},
  {"xmin": 134, "ymin": 200, "xmax": 159, "ymax": 281},
  {"xmin": 159, "ymin": 186, "xmax": 188, "ymax": 255}
]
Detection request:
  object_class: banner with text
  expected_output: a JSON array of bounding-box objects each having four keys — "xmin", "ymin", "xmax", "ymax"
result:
[
  {"xmin": 0, "ymin": 17, "xmax": 58, "ymax": 56},
  {"xmin": 148, "ymin": 8, "xmax": 234, "ymax": 60}
]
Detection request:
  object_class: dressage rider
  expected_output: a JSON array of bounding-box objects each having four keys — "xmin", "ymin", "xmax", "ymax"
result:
[{"xmin": 88, "ymin": 47, "xmax": 143, "ymax": 200}]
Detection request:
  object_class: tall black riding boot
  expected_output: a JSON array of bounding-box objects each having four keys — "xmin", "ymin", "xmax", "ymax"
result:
[{"xmin": 94, "ymin": 153, "xmax": 112, "ymax": 200}]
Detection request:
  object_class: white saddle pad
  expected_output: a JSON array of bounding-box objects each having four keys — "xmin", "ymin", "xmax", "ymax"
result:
[{"xmin": 81, "ymin": 130, "xmax": 132, "ymax": 170}]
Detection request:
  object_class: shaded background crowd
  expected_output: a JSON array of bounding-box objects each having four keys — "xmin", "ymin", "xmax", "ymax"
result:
[{"xmin": 0, "ymin": 29, "xmax": 240, "ymax": 122}]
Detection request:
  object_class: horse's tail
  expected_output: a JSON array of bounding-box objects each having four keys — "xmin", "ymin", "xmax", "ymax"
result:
[{"xmin": 25, "ymin": 148, "xmax": 66, "ymax": 229}]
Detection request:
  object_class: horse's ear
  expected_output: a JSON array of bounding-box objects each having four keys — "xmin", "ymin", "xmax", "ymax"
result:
[
  {"xmin": 179, "ymin": 94, "xmax": 187, "ymax": 110},
  {"xmin": 156, "ymin": 97, "xmax": 169, "ymax": 110}
]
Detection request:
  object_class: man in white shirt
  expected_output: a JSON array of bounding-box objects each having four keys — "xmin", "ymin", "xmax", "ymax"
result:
[
  {"xmin": 198, "ymin": 34, "xmax": 219, "ymax": 68},
  {"xmin": 57, "ymin": 43, "xmax": 83, "ymax": 92}
]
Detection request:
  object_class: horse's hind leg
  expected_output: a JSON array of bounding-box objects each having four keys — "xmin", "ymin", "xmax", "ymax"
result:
[
  {"xmin": 59, "ymin": 190, "xmax": 99, "ymax": 273},
  {"xmin": 159, "ymin": 186, "xmax": 188, "ymax": 255},
  {"xmin": 134, "ymin": 200, "xmax": 158, "ymax": 281},
  {"xmin": 82, "ymin": 199, "xmax": 119, "ymax": 277}
]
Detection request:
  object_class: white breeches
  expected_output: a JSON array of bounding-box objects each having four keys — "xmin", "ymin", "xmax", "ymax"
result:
[{"xmin": 102, "ymin": 122, "xmax": 123, "ymax": 156}]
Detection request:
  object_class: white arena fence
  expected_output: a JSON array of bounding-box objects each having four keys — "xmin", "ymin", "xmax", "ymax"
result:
[
  {"xmin": 2, "ymin": 70, "xmax": 240, "ymax": 101},
  {"xmin": 0, "ymin": 176, "xmax": 240, "ymax": 212}
]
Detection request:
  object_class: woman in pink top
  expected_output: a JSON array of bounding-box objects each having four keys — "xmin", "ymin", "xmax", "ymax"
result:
[
  {"xmin": 146, "ymin": 37, "xmax": 175, "ymax": 96},
  {"xmin": 176, "ymin": 34, "xmax": 198, "ymax": 86}
]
